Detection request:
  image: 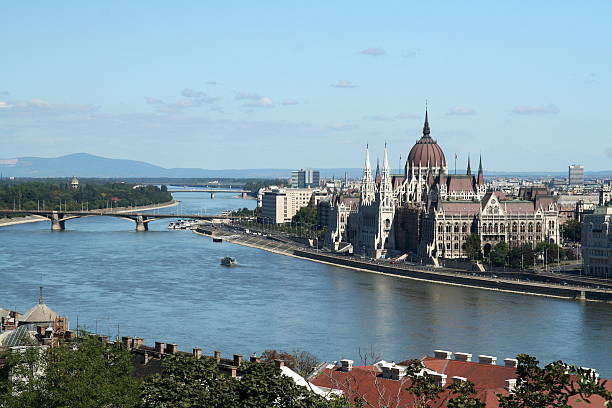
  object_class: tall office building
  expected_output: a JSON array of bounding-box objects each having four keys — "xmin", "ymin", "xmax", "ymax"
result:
[
  {"xmin": 291, "ymin": 168, "xmax": 320, "ymax": 188},
  {"xmin": 568, "ymin": 165, "xmax": 584, "ymax": 185}
]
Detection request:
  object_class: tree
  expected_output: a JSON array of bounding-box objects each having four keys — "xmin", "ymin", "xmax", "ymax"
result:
[
  {"xmin": 0, "ymin": 336, "xmax": 140, "ymax": 408},
  {"xmin": 561, "ymin": 219, "xmax": 581, "ymax": 243},
  {"xmin": 293, "ymin": 207, "xmax": 317, "ymax": 227},
  {"xmin": 447, "ymin": 380, "xmax": 486, "ymax": 408},
  {"xmin": 260, "ymin": 349, "xmax": 320, "ymax": 377},
  {"xmin": 465, "ymin": 233, "xmax": 483, "ymax": 260},
  {"xmin": 490, "ymin": 242, "xmax": 509, "ymax": 267},
  {"xmin": 497, "ymin": 354, "xmax": 611, "ymax": 408},
  {"xmin": 141, "ymin": 354, "xmax": 343, "ymax": 408}
]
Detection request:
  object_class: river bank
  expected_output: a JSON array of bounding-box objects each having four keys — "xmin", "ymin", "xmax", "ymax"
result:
[
  {"xmin": 0, "ymin": 200, "xmax": 179, "ymax": 228},
  {"xmin": 194, "ymin": 225, "xmax": 612, "ymax": 303}
]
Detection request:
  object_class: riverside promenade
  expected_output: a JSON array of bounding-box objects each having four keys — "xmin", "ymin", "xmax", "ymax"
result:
[{"xmin": 195, "ymin": 224, "xmax": 612, "ymax": 303}]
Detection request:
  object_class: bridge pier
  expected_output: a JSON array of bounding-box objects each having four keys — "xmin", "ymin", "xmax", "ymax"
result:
[
  {"xmin": 241, "ymin": 192, "xmax": 248, "ymax": 199},
  {"xmin": 51, "ymin": 212, "xmax": 65, "ymax": 231},
  {"xmin": 135, "ymin": 216, "xmax": 148, "ymax": 232},
  {"xmin": 210, "ymin": 193, "xmax": 215, "ymax": 199}
]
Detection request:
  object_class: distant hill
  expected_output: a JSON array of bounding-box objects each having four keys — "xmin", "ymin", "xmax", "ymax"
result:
[{"xmin": 0, "ymin": 153, "xmax": 610, "ymax": 179}]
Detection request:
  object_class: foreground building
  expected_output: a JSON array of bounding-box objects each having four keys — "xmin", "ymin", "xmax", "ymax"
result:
[
  {"xmin": 261, "ymin": 187, "xmax": 327, "ymax": 224},
  {"xmin": 582, "ymin": 206, "xmax": 612, "ymax": 278},
  {"xmin": 324, "ymin": 110, "xmax": 561, "ymax": 260}
]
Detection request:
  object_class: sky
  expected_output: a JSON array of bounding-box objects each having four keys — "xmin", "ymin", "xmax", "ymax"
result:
[{"xmin": 1, "ymin": 1, "xmax": 611, "ymax": 171}]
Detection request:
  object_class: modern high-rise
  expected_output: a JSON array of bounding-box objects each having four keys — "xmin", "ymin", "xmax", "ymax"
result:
[
  {"xmin": 568, "ymin": 165, "xmax": 584, "ymax": 185},
  {"xmin": 291, "ymin": 168, "xmax": 320, "ymax": 188}
]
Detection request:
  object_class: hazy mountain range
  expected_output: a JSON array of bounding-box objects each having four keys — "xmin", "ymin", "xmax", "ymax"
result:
[{"xmin": 1, "ymin": 153, "xmax": 610, "ymax": 179}]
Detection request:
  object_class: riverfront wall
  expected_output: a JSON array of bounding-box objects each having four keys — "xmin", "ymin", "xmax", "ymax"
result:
[{"xmin": 293, "ymin": 250, "xmax": 612, "ymax": 302}]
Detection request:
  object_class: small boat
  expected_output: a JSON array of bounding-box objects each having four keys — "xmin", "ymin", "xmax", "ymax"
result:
[
  {"xmin": 220, "ymin": 256, "xmax": 237, "ymax": 266},
  {"xmin": 213, "ymin": 237, "xmax": 223, "ymax": 243}
]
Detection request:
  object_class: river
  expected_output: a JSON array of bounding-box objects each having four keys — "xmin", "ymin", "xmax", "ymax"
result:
[{"xmin": 1, "ymin": 190, "xmax": 611, "ymax": 376}]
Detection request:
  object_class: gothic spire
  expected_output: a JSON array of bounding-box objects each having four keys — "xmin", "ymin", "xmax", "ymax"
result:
[
  {"xmin": 423, "ymin": 105, "xmax": 431, "ymax": 137},
  {"xmin": 466, "ymin": 155, "xmax": 472, "ymax": 175},
  {"xmin": 375, "ymin": 157, "xmax": 381, "ymax": 185},
  {"xmin": 477, "ymin": 155, "xmax": 484, "ymax": 185}
]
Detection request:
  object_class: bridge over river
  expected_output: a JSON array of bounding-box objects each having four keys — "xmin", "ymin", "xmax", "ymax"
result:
[
  {"xmin": 0, "ymin": 209, "xmax": 244, "ymax": 231},
  {"xmin": 167, "ymin": 189, "xmax": 250, "ymax": 198}
]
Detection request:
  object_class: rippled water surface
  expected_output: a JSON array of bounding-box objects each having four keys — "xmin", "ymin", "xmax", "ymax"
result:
[{"xmin": 1, "ymin": 191, "xmax": 611, "ymax": 376}]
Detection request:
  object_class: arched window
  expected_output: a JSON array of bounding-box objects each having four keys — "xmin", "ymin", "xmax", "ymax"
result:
[
  {"xmin": 454, "ymin": 243, "xmax": 459, "ymax": 250},
  {"xmin": 446, "ymin": 224, "xmax": 452, "ymax": 233},
  {"xmin": 454, "ymin": 224, "xmax": 459, "ymax": 233},
  {"xmin": 438, "ymin": 224, "xmax": 443, "ymax": 233},
  {"xmin": 520, "ymin": 223, "xmax": 526, "ymax": 233},
  {"xmin": 462, "ymin": 224, "xmax": 467, "ymax": 233},
  {"xmin": 494, "ymin": 223, "xmax": 499, "ymax": 233},
  {"xmin": 512, "ymin": 223, "xmax": 518, "ymax": 233},
  {"xmin": 528, "ymin": 223, "xmax": 533, "ymax": 233},
  {"xmin": 340, "ymin": 215, "xmax": 345, "ymax": 223},
  {"xmin": 500, "ymin": 224, "xmax": 505, "ymax": 233},
  {"xmin": 536, "ymin": 223, "xmax": 542, "ymax": 233}
]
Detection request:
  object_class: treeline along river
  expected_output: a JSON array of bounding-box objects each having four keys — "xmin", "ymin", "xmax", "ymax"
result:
[{"xmin": 1, "ymin": 190, "xmax": 611, "ymax": 376}]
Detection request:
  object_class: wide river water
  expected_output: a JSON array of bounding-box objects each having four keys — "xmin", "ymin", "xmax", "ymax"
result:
[{"xmin": 1, "ymin": 191, "xmax": 611, "ymax": 376}]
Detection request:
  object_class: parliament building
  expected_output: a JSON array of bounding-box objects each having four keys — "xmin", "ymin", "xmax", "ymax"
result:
[{"xmin": 324, "ymin": 110, "xmax": 560, "ymax": 261}]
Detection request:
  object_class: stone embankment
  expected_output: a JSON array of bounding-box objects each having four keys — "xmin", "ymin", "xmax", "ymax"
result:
[{"xmin": 195, "ymin": 224, "xmax": 612, "ymax": 303}]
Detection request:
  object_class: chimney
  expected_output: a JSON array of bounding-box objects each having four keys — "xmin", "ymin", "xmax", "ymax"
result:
[
  {"xmin": 505, "ymin": 379, "xmax": 517, "ymax": 393},
  {"xmin": 214, "ymin": 351, "xmax": 221, "ymax": 363},
  {"xmin": 431, "ymin": 373, "xmax": 447, "ymax": 387},
  {"xmin": 504, "ymin": 358, "xmax": 518, "ymax": 368},
  {"xmin": 233, "ymin": 354, "xmax": 243, "ymax": 367},
  {"xmin": 454, "ymin": 352, "xmax": 472, "ymax": 362},
  {"xmin": 155, "ymin": 341, "xmax": 166, "ymax": 354},
  {"xmin": 249, "ymin": 355, "xmax": 261, "ymax": 363},
  {"xmin": 452, "ymin": 376, "xmax": 467, "ymax": 384},
  {"xmin": 132, "ymin": 338, "xmax": 144, "ymax": 349},
  {"xmin": 122, "ymin": 336, "xmax": 133, "ymax": 350},
  {"xmin": 193, "ymin": 348, "xmax": 202, "ymax": 359},
  {"xmin": 478, "ymin": 355, "xmax": 497, "ymax": 365},
  {"xmin": 340, "ymin": 359, "xmax": 353, "ymax": 372},
  {"xmin": 230, "ymin": 366, "xmax": 237, "ymax": 377},
  {"xmin": 274, "ymin": 359, "xmax": 285, "ymax": 368},
  {"xmin": 98, "ymin": 335, "xmax": 109, "ymax": 343},
  {"xmin": 391, "ymin": 366, "xmax": 407, "ymax": 380},
  {"xmin": 580, "ymin": 367, "xmax": 599, "ymax": 380},
  {"xmin": 143, "ymin": 352, "xmax": 150, "ymax": 365},
  {"xmin": 166, "ymin": 343, "xmax": 177, "ymax": 355},
  {"xmin": 433, "ymin": 350, "xmax": 452, "ymax": 360}
]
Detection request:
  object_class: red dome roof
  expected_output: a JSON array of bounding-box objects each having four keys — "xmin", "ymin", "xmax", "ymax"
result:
[
  {"xmin": 407, "ymin": 109, "xmax": 446, "ymax": 167},
  {"xmin": 407, "ymin": 137, "xmax": 446, "ymax": 167}
]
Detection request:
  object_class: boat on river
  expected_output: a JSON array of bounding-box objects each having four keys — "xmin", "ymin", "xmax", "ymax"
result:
[{"xmin": 220, "ymin": 256, "xmax": 237, "ymax": 266}]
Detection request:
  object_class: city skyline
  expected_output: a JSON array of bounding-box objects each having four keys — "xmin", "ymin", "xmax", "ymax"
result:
[{"xmin": 1, "ymin": 1, "xmax": 611, "ymax": 171}]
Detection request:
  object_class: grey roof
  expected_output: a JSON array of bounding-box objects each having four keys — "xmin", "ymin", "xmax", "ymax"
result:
[{"xmin": 21, "ymin": 303, "xmax": 59, "ymax": 324}]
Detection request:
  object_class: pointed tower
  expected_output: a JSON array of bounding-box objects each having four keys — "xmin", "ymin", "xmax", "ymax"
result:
[
  {"xmin": 477, "ymin": 155, "xmax": 484, "ymax": 185},
  {"xmin": 361, "ymin": 146, "xmax": 375, "ymax": 204},
  {"xmin": 466, "ymin": 155, "xmax": 472, "ymax": 175},
  {"xmin": 374, "ymin": 158, "xmax": 381, "ymax": 187},
  {"xmin": 379, "ymin": 144, "xmax": 393, "ymax": 205}
]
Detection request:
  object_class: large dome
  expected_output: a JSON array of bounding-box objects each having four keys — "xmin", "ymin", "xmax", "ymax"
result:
[{"xmin": 407, "ymin": 110, "xmax": 446, "ymax": 167}]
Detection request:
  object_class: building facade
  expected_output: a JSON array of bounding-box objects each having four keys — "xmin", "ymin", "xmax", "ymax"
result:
[
  {"xmin": 324, "ymin": 109, "xmax": 560, "ymax": 260},
  {"xmin": 261, "ymin": 187, "xmax": 326, "ymax": 224},
  {"xmin": 581, "ymin": 206, "xmax": 612, "ymax": 278},
  {"xmin": 291, "ymin": 168, "xmax": 320, "ymax": 188},
  {"xmin": 568, "ymin": 165, "xmax": 584, "ymax": 185}
]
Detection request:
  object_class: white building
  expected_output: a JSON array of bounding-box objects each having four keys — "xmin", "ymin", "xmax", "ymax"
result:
[
  {"xmin": 261, "ymin": 187, "xmax": 327, "ymax": 224},
  {"xmin": 581, "ymin": 206, "xmax": 612, "ymax": 278}
]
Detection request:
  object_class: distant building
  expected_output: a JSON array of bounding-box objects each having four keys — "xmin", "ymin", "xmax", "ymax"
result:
[
  {"xmin": 71, "ymin": 176, "xmax": 79, "ymax": 192},
  {"xmin": 600, "ymin": 184, "xmax": 611, "ymax": 206},
  {"xmin": 581, "ymin": 206, "xmax": 612, "ymax": 278},
  {"xmin": 568, "ymin": 165, "xmax": 584, "ymax": 185},
  {"xmin": 260, "ymin": 187, "xmax": 327, "ymax": 224},
  {"xmin": 291, "ymin": 168, "xmax": 320, "ymax": 188}
]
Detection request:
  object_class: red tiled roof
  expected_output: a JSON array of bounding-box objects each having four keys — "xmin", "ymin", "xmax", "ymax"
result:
[
  {"xmin": 504, "ymin": 201, "xmax": 536, "ymax": 214},
  {"xmin": 309, "ymin": 358, "xmax": 612, "ymax": 408},
  {"xmin": 439, "ymin": 201, "xmax": 481, "ymax": 215},
  {"xmin": 408, "ymin": 136, "xmax": 447, "ymax": 167},
  {"xmin": 446, "ymin": 175, "xmax": 476, "ymax": 193}
]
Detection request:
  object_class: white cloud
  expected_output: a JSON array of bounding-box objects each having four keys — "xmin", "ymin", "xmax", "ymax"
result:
[
  {"xmin": 329, "ymin": 122, "xmax": 358, "ymax": 131},
  {"xmin": 281, "ymin": 99, "xmax": 298, "ymax": 106},
  {"xmin": 330, "ymin": 80, "xmax": 357, "ymax": 88},
  {"xmin": 235, "ymin": 91, "xmax": 261, "ymax": 100},
  {"xmin": 512, "ymin": 104, "xmax": 560, "ymax": 115},
  {"xmin": 181, "ymin": 88, "xmax": 205, "ymax": 98},
  {"xmin": 359, "ymin": 47, "xmax": 386, "ymax": 56},
  {"xmin": 244, "ymin": 97, "xmax": 274, "ymax": 108},
  {"xmin": 447, "ymin": 106, "xmax": 476, "ymax": 116},
  {"xmin": 0, "ymin": 101, "xmax": 11, "ymax": 109},
  {"xmin": 145, "ymin": 97, "xmax": 163, "ymax": 105},
  {"xmin": 0, "ymin": 99, "xmax": 99, "ymax": 114}
]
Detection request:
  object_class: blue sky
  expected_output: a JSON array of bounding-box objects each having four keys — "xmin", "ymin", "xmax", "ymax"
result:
[{"xmin": 1, "ymin": 1, "xmax": 611, "ymax": 171}]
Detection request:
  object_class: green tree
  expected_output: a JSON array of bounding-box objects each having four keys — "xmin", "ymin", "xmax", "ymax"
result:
[
  {"xmin": 490, "ymin": 242, "xmax": 509, "ymax": 267},
  {"xmin": 447, "ymin": 380, "xmax": 486, "ymax": 408},
  {"xmin": 561, "ymin": 219, "xmax": 581, "ymax": 243},
  {"xmin": 0, "ymin": 336, "xmax": 140, "ymax": 408},
  {"xmin": 465, "ymin": 233, "xmax": 483, "ymax": 261},
  {"xmin": 497, "ymin": 354, "xmax": 611, "ymax": 408},
  {"xmin": 141, "ymin": 354, "xmax": 344, "ymax": 408},
  {"xmin": 292, "ymin": 207, "xmax": 317, "ymax": 227}
]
